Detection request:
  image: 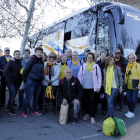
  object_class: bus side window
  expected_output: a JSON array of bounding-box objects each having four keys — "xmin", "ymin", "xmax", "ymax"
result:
[{"xmin": 96, "ymin": 21, "xmax": 110, "ymax": 55}]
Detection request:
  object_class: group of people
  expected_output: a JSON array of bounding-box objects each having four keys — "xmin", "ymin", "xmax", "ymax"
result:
[{"xmin": 0, "ymin": 46, "xmax": 140, "ymax": 125}]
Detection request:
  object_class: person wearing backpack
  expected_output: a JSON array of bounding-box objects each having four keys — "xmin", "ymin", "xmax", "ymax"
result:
[
  {"xmin": 125, "ymin": 54, "xmax": 140, "ymax": 118},
  {"xmin": 21, "ymin": 47, "xmax": 44, "ymax": 118},
  {"xmin": 6, "ymin": 50, "xmax": 22, "ymax": 115},
  {"xmin": 103, "ymin": 56, "xmax": 123, "ymax": 117},
  {"xmin": 58, "ymin": 67, "xmax": 84, "ymax": 124},
  {"xmin": 68, "ymin": 51, "xmax": 84, "ymax": 78},
  {"xmin": 78, "ymin": 52, "xmax": 102, "ymax": 124},
  {"xmin": 0, "ymin": 47, "xmax": 12, "ymax": 106}
]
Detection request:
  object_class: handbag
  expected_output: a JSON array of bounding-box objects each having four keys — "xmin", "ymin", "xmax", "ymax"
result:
[{"xmin": 59, "ymin": 103, "xmax": 69, "ymax": 125}]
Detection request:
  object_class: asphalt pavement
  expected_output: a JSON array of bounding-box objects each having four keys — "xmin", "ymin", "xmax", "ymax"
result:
[{"xmin": 0, "ymin": 92, "xmax": 140, "ymax": 140}]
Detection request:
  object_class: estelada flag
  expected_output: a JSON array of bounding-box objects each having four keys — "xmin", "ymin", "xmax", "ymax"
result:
[{"xmin": 45, "ymin": 86, "xmax": 55, "ymax": 99}]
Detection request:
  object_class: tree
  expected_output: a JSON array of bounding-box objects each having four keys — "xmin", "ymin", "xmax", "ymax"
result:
[{"xmin": 0, "ymin": 0, "xmax": 83, "ymax": 56}]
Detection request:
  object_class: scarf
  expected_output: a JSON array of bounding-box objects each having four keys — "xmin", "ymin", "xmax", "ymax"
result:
[
  {"xmin": 86, "ymin": 61, "xmax": 94, "ymax": 73},
  {"xmin": 44, "ymin": 61, "xmax": 56, "ymax": 75},
  {"xmin": 128, "ymin": 61, "xmax": 136, "ymax": 68},
  {"xmin": 105, "ymin": 65, "xmax": 114, "ymax": 96},
  {"xmin": 72, "ymin": 59, "xmax": 79, "ymax": 67},
  {"xmin": 6, "ymin": 58, "xmax": 10, "ymax": 62},
  {"xmin": 115, "ymin": 58, "xmax": 120, "ymax": 62}
]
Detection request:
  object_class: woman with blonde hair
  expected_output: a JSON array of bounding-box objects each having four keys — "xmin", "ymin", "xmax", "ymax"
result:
[
  {"xmin": 125, "ymin": 54, "xmax": 140, "ymax": 118},
  {"xmin": 42, "ymin": 52, "xmax": 60, "ymax": 114},
  {"xmin": 103, "ymin": 56, "xmax": 123, "ymax": 117}
]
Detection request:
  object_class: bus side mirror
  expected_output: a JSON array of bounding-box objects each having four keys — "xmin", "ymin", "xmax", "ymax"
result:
[{"xmin": 102, "ymin": 4, "xmax": 125, "ymax": 24}]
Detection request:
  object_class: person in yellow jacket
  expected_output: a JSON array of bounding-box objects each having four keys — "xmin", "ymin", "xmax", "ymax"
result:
[
  {"xmin": 125, "ymin": 54, "xmax": 140, "ymax": 118},
  {"xmin": 59, "ymin": 54, "xmax": 68, "ymax": 81}
]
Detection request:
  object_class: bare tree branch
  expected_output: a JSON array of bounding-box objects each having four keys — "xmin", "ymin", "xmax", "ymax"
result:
[{"xmin": 16, "ymin": 0, "xmax": 29, "ymax": 13}]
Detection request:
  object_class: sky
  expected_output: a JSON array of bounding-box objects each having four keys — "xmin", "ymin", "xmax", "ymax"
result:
[{"xmin": 0, "ymin": 0, "xmax": 90, "ymax": 56}]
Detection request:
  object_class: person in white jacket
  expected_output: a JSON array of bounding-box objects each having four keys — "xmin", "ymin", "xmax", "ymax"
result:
[{"xmin": 42, "ymin": 52, "xmax": 60, "ymax": 114}]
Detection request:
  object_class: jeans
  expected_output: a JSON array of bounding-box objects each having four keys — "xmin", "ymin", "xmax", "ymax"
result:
[
  {"xmin": 0, "ymin": 77, "xmax": 6, "ymax": 105},
  {"xmin": 106, "ymin": 88, "xmax": 118, "ymax": 117},
  {"xmin": 114, "ymin": 92, "xmax": 124, "ymax": 108},
  {"xmin": 49, "ymin": 86, "xmax": 57, "ymax": 110},
  {"xmin": 6, "ymin": 82, "xmax": 20, "ymax": 111},
  {"xmin": 126, "ymin": 88, "xmax": 138, "ymax": 113},
  {"xmin": 83, "ymin": 89, "xmax": 97, "ymax": 117},
  {"xmin": 42, "ymin": 86, "xmax": 47, "ymax": 110},
  {"xmin": 19, "ymin": 89, "xmax": 24, "ymax": 106},
  {"xmin": 69, "ymin": 99, "xmax": 80, "ymax": 119},
  {"xmin": 22, "ymin": 79, "xmax": 41, "ymax": 113}
]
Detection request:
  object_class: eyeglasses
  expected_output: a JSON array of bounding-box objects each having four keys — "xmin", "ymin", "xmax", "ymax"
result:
[
  {"xmin": 129, "ymin": 58, "xmax": 135, "ymax": 60},
  {"xmin": 116, "ymin": 52, "xmax": 121, "ymax": 54},
  {"xmin": 50, "ymin": 56, "xmax": 56, "ymax": 59}
]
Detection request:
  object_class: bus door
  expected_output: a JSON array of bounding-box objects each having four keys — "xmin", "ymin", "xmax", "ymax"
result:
[{"xmin": 88, "ymin": 7, "xmax": 116, "ymax": 56}]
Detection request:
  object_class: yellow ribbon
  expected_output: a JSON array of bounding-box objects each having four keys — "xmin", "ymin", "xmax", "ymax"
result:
[{"xmin": 72, "ymin": 59, "xmax": 79, "ymax": 67}]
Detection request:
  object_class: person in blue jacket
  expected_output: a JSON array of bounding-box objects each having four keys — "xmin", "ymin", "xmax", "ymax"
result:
[
  {"xmin": 21, "ymin": 47, "xmax": 44, "ymax": 118},
  {"xmin": 0, "ymin": 47, "xmax": 12, "ymax": 106},
  {"xmin": 68, "ymin": 51, "xmax": 84, "ymax": 78}
]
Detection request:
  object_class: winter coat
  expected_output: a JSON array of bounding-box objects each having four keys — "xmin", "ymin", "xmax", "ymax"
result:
[
  {"xmin": 23, "ymin": 55, "xmax": 44, "ymax": 83},
  {"xmin": 96, "ymin": 59, "xmax": 106, "ymax": 80},
  {"xmin": 43, "ymin": 62, "xmax": 60, "ymax": 86},
  {"xmin": 58, "ymin": 76, "xmax": 84, "ymax": 103},
  {"xmin": 103, "ymin": 65, "xmax": 123, "ymax": 89},
  {"xmin": 0, "ymin": 55, "xmax": 12, "ymax": 76},
  {"xmin": 125, "ymin": 62, "xmax": 140, "ymax": 87},
  {"xmin": 78, "ymin": 63, "xmax": 102, "ymax": 92},
  {"xmin": 5, "ymin": 59, "xmax": 22, "ymax": 84},
  {"xmin": 115, "ymin": 56, "xmax": 128, "ymax": 76}
]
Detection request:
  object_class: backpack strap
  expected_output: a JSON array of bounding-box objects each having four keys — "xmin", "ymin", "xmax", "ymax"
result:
[
  {"xmin": 61, "ymin": 78, "xmax": 64, "ymax": 85},
  {"xmin": 74, "ymin": 77, "xmax": 76, "ymax": 85},
  {"xmin": 96, "ymin": 66, "xmax": 97, "ymax": 76},
  {"xmin": 80, "ymin": 60, "xmax": 83, "ymax": 71}
]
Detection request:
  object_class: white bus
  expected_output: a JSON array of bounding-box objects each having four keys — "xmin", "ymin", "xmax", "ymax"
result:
[{"xmin": 29, "ymin": 2, "xmax": 140, "ymax": 61}]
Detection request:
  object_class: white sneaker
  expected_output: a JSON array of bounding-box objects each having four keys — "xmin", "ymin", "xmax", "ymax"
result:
[
  {"xmin": 125, "ymin": 111, "xmax": 130, "ymax": 117},
  {"xmin": 91, "ymin": 117, "xmax": 95, "ymax": 124},
  {"xmin": 83, "ymin": 114, "xmax": 90, "ymax": 120},
  {"xmin": 125, "ymin": 112, "xmax": 135, "ymax": 118}
]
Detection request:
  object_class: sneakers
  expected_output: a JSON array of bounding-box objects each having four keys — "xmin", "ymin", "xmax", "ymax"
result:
[
  {"xmin": 91, "ymin": 117, "xmax": 96, "ymax": 124},
  {"xmin": 6, "ymin": 107, "xmax": 10, "ymax": 112},
  {"xmin": 18, "ymin": 105, "xmax": 23, "ymax": 110},
  {"xmin": 72, "ymin": 118, "xmax": 77, "ymax": 124},
  {"xmin": 125, "ymin": 111, "xmax": 135, "ymax": 118},
  {"xmin": 102, "ymin": 111, "xmax": 106, "ymax": 115},
  {"xmin": 50, "ymin": 109, "xmax": 55, "ymax": 114},
  {"xmin": 120, "ymin": 107, "xmax": 124, "ymax": 112},
  {"xmin": 125, "ymin": 111, "xmax": 130, "ymax": 116},
  {"xmin": 32, "ymin": 111, "xmax": 42, "ymax": 116},
  {"xmin": 83, "ymin": 114, "xmax": 90, "ymax": 120},
  {"xmin": 21, "ymin": 112, "xmax": 28, "ymax": 118},
  {"xmin": 42, "ymin": 109, "xmax": 47, "ymax": 114},
  {"xmin": 9, "ymin": 110, "xmax": 17, "ymax": 115}
]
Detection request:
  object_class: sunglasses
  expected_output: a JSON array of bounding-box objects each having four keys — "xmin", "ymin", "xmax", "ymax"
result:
[
  {"xmin": 50, "ymin": 56, "xmax": 56, "ymax": 59},
  {"xmin": 116, "ymin": 52, "xmax": 121, "ymax": 54}
]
